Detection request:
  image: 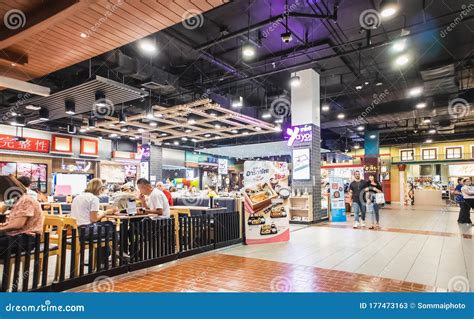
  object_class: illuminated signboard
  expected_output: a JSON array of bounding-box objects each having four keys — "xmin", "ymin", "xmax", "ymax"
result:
[{"xmin": 286, "ymin": 124, "xmax": 312, "ymax": 146}]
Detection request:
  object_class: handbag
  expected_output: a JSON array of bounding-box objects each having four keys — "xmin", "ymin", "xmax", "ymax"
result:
[{"xmin": 375, "ymin": 193, "xmax": 385, "ymax": 204}]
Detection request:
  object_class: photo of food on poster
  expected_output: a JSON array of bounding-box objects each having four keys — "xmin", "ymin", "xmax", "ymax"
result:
[{"xmin": 242, "ymin": 161, "xmax": 290, "ymax": 245}]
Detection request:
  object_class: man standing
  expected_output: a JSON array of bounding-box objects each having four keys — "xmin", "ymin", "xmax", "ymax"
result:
[
  {"xmin": 349, "ymin": 171, "xmax": 368, "ymax": 228},
  {"xmin": 453, "ymin": 178, "xmax": 468, "ymax": 224},
  {"xmin": 136, "ymin": 178, "xmax": 170, "ymax": 218}
]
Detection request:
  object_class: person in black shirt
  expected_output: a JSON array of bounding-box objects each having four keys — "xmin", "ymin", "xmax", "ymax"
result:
[
  {"xmin": 364, "ymin": 174, "xmax": 383, "ymax": 229},
  {"xmin": 349, "ymin": 171, "xmax": 368, "ymax": 228}
]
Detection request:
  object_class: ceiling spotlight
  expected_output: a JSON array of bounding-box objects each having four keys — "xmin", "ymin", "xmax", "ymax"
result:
[
  {"xmin": 392, "ymin": 39, "xmax": 406, "ymax": 52},
  {"xmin": 129, "ymin": 136, "xmax": 136, "ymax": 140},
  {"xmin": 290, "ymin": 74, "xmax": 301, "ymax": 87},
  {"xmin": 321, "ymin": 104, "xmax": 330, "ymax": 111},
  {"xmin": 149, "ymin": 122, "xmax": 157, "ymax": 127},
  {"xmin": 138, "ymin": 128, "xmax": 145, "ymax": 133},
  {"xmin": 376, "ymin": 81, "xmax": 383, "ymax": 86},
  {"xmin": 231, "ymin": 129, "xmax": 238, "ymax": 134},
  {"xmin": 254, "ymin": 126, "xmax": 262, "ymax": 131},
  {"xmin": 185, "ymin": 129, "xmax": 192, "ymax": 133},
  {"xmin": 281, "ymin": 31, "xmax": 293, "ymax": 43},
  {"xmin": 181, "ymin": 137, "xmax": 188, "ymax": 141},
  {"xmin": 369, "ymin": 134, "xmax": 376, "ymax": 139},
  {"xmin": 146, "ymin": 112, "xmax": 154, "ymax": 120},
  {"xmin": 204, "ymin": 134, "xmax": 211, "ymax": 138},
  {"xmin": 120, "ymin": 127, "xmax": 128, "ymax": 132},
  {"xmin": 191, "ymin": 138, "xmax": 197, "ymax": 142},
  {"xmin": 173, "ymin": 141, "xmax": 179, "ymax": 146},
  {"xmin": 428, "ymin": 129, "xmax": 436, "ymax": 134},
  {"xmin": 118, "ymin": 112, "xmax": 127, "ymax": 124},
  {"xmin": 408, "ymin": 87, "xmax": 423, "ymax": 97},
  {"xmin": 364, "ymin": 81, "xmax": 369, "ymax": 85},
  {"xmin": 25, "ymin": 104, "xmax": 41, "ymax": 111},
  {"xmin": 423, "ymin": 117, "xmax": 431, "ymax": 123},
  {"xmin": 243, "ymin": 131, "xmax": 249, "ymax": 135},
  {"xmin": 425, "ymin": 139, "xmax": 433, "ymax": 143},
  {"xmin": 80, "ymin": 32, "xmax": 88, "ymax": 38},
  {"xmin": 275, "ymin": 119, "xmax": 283, "ymax": 123},
  {"xmin": 187, "ymin": 118, "xmax": 196, "ymax": 124},
  {"xmin": 65, "ymin": 100, "xmax": 75, "ymax": 115},
  {"xmin": 354, "ymin": 144, "xmax": 361, "ymax": 149},
  {"xmin": 214, "ymin": 124, "xmax": 221, "ymax": 129},
  {"xmin": 10, "ymin": 115, "xmax": 26, "ymax": 127},
  {"xmin": 139, "ymin": 39, "xmax": 157, "ymax": 54},
  {"xmin": 79, "ymin": 128, "xmax": 87, "ymax": 133},
  {"xmin": 242, "ymin": 43, "xmax": 256, "ymax": 58},
  {"xmin": 262, "ymin": 112, "xmax": 271, "ymax": 119},
  {"xmin": 357, "ymin": 126, "xmax": 365, "ymax": 131},
  {"xmin": 67, "ymin": 124, "xmax": 76, "ymax": 134},
  {"xmin": 416, "ymin": 102, "xmax": 426, "ymax": 109},
  {"xmin": 337, "ymin": 113, "xmax": 345, "ymax": 119},
  {"xmin": 160, "ymin": 133, "xmax": 167, "ymax": 137},
  {"xmin": 214, "ymin": 135, "xmax": 221, "ymax": 139},
  {"xmin": 210, "ymin": 112, "xmax": 217, "ymax": 117},
  {"xmin": 109, "ymin": 133, "xmax": 118, "ymax": 138},
  {"xmin": 395, "ymin": 55, "xmax": 409, "ymax": 66},
  {"xmin": 380, "ymin": 0, "xmax": 399, "ymax": 18},
  {"xmin": 232, "ymin": 96, "xmax": 243, "ymax": 108},
  {"xmin": 39, "ymin": 108, "xmax": 49, "ymax": 121},
  {"xmin": 355, "ymin": 85, "xmax": 363, "ymax": 90}
]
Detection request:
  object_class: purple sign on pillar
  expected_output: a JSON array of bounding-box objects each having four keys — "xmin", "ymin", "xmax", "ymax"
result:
[{"xmin": 286, "ymin": 124, "xmax": 312, "ymax": 146}]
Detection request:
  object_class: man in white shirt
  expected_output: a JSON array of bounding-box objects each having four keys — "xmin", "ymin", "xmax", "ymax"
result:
[{"xmin": 137, "ymin": 178, "xmax": 170, "ymax": 218}]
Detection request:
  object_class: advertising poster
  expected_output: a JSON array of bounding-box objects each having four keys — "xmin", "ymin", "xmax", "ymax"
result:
[
  {"xmin": 329, "ymin": 177, "xmax": 346, "ymax": 222},
  {"xmin": 243, "ymin": 161, "xmax": 290, "ymax": 245},
  {"xmin": 218, "ymin": 158, "xmax": 228, "ymax": 175},
  {"xmin": 292, "ymin": 148, "xmax": 311, "ymax": 180}
]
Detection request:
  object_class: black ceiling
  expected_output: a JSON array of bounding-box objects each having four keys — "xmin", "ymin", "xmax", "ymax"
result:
[{"xmin": 1, "ymin": 0, "xmax": 473, "ymax": 151}]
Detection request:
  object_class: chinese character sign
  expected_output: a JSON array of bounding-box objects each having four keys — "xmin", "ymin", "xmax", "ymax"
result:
[{"xmin": 0, "ymin": 135, "xmax": 50, "ymax": 153}]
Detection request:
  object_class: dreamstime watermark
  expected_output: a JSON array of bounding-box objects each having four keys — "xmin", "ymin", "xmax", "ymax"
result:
[
  {"xmin": 3, "ymin": 186, "xmax": 23, "ymax": 205},
  {"xmin": 81, "ymin": 0, "xmax": 124, "ymax": 38},
  {"xmin": 182, "ymin": 9, "xmax": 204, "ymax": 30},
  {"xmin": 261, "ymin": 1, "xmax": 302, "ymax": 38},
  {"xmin": 270, "ymin": 97, "xmax": 291, "ymax": 119},
  {"xmin": 92, "ymin": 276, "xmax": 115, "ymax": 292},
  {"xmin": 270, "ymin": 276, "xmax": 293, "ymax": 292},
  {"xmin": 359, "ymin": 9, "xmax": 381, "ymax": 30},
  {"xmin": 350, "ymin": 89, "xmax": 390, "ymax": 127},
  {"xmin": 2, "ymin": 93, "xmax": 31, "ymax": 122},
  {"xmin": 448, "ymin": 98, "xmax": 471, "ymax": 118},
  {"xmin": 92, "ymin": 98, "xmax": 115, "ymax": 118},
  {"xmin": 447, "ymin": 275, "xmax": 470, "ymax": 292},
  {"xmin": 3, "ymin": 9, "xmax": 26, "ymax": 30},
  {"xmin": 440, "ymin": 4, "xmax": 474, "ymax": 38}
]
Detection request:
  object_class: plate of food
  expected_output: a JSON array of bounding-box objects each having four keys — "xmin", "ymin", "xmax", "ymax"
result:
[{"xmin": 260, "ymin": 223, "xmax": 278, "ymax": 236}]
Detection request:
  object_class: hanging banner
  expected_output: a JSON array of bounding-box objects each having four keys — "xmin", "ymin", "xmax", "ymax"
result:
[
  {"xmin": 218, "ymin": 159, "xmax": 228, "ymax": 175},
  {"xmin": 243, "ymin": 161, "xmax": 290, "ymax": 245},
  {"xmin": 329, "ymin": 177, "xmax": 346, "ymax": 222}
]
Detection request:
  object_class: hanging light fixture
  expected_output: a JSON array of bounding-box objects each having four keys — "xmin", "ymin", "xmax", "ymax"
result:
[
  {"xmin": 290, "ymin": 73, "xmax": 301, "ymax": 87},
  {"xmin": 242, "ymin": 0, "xmax": 256, "ymax": 59},
  {"xmin": 380, "ymin": 0, "xmax": 399, "ymax": 18}
]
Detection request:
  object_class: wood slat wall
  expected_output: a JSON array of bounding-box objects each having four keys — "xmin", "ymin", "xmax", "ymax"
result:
[{"xmin": 0, "ymin": 0, "xmax": 228, "ymax": 82}]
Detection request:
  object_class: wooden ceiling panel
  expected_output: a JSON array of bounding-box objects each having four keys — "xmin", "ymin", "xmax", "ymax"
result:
[{"xmin": 0, "ymin": 0, "xmax": 229, "ymax": 83}]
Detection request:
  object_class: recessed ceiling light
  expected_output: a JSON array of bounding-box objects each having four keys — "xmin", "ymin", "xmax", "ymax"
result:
[
  {"xmin": 146, "ymin": 113, "xmax": 155, "ymax": 119},
  {"xmin": 185, "ymin": 129, "xmax": 192, "ymax": 133},
  {"xmin": 416, "ymin": 102, "xmax": 426, "ymax": 109},
  {"xmin": 188, "ymin": 119, "xmax": 196, "ymax": 124},
  {"xmin": 375, "ymin": 81, "xmax": 383, "ymax": 86},
  {"xmin": 210, "ymin": 113, "xmax": 217, "ymax": 117},
  {"xmin": 392, "ymin": 39, "xmax": 406, "ymax": 52},
  {"xmin": 109, "ymin": 123, "xmax": 116, "ymax": 127},
  {"xmin": 139, "ymin": 39, "xmax": 157, "ymax": 54},
  {"xmin": 11, "ymin": 63, "xmax": 16, "ymax": 67},
  {"xmin": 242, "ymin": 43, "xmax": 255, "ymax": 58},
  {"xmin": 204, "ymin": 134, "xmax": 211, "ymax": 137},
  {"xmin": 243, "ymin": 131, "xmax": 249, "ymax": 135},
  {"xmin": 160, "ymin": 133, "xmax": 167, "ymax": 136},
  {"xmin": 214, "ymin": 136, "xmax": 221, "ymax": 139},
  {"xmin": 173, "ymin": 141, "xmax": 179, "ymax": 146},
  {"xmin": 364, "ymin": 81, "xmax": 369, "ymax": 85},
  {"xmin": 425, "ymin": 139, "xmax": 433, "ymax": 143},
  {"xmin": 355, "ymin": 85, "xmax": 363, "ymax": 90},
  {"xmin": 254, "ymin": 127, "xmax": 262, "ymax": 131},
  {"xmin": 165, "ymin": 142, "xmax": 170, "ymax": 145},
  {"xmin": 79, "ymin": 128, "xmax": 87, "ymax": 133},
  {"xmin": 423, "ymin": 118, "xmax": 431, "ymax": 123},
  {"xmin": 80, "ymin": 32, "xmax": 87, "ymax": 38},
  {"xmin": 181, "ymin": 137, "xmax": 188, "ymax": 141},
  {"xmin": 275, "ymin": 119, "xmax": 283, "ymax": 123},
  {"xmin": 354, "ymin": 144, "xmax": 361, "ymax": 149},
  {"xmin": 120, "ymin": 127, "xmax": 128, "ymax": 132},
  {"xmin": 191, "ymin": 138, "xmax": 197, "ymax": 142},
  {"xmin": 370, "ymin": 134, "xmax": 376, "ymax": 139},
  {"xmin": 262, "ymin": 112, "xmax": 271, "ymax": 119},
  {"xmin": 109, "ymin": 133, "xmax": 118, "ymax": 138},
  {"xmin": 25, "ymin": 104, "xmax": 41, "ymax": 111},
  {"xmin": 231, "ymin": 129, "xmax": 238, "ymax": 134},
  {"xmin": 138, "ymin": 128, "xmax": 145, "ymax": 133},
  {"xmin": 214, "ymin": 124, "xmax": 221, "ymax": 129},
  {"xmin": 408, "ymin": 87, "xmax": 423, "ymax": 97},
  {"xmin": 395, "ymin": 55, "xmax": 409, "ymax": 66},
  {"xmin": 357, "ymin": 126, "xmax": 365, "ymax": 131},
  {"xmin": 322, "ymin": 104, "xmax": 330, "ymax": 111},
  {"xmin": 149, "ymin": 122, "xmax": 157, "ymax": 127},
  {"xmin": 428, "ymin": 129, "xmax": 436, "ymax": 134},
  {"xmin": 337, "ymin": 113, "xmax": 345, "ymax": 119},
  {"xmin": 129, "ymin": 136, "xmax": 136, "ymax": 140}
]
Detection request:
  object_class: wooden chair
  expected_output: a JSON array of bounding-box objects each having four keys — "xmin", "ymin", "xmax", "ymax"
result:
[
  {"xmin": 42, "ymin": 215, "xmax": 65, "ymax": 280},
  {"xmin": 170, "ymin": 208, "xmax": 191, "ymax": 251},
  {"xmin": 42, "ymin": 203, "xmax": 63, "ymax": 215}
]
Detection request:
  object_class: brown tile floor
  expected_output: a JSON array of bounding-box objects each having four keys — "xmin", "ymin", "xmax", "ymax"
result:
[{"xmin": 71, "ymin": 254, "xmax": 447, "ymax": 293}]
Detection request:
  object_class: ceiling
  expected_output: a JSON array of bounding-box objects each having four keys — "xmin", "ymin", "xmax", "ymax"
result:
[{"xmin": 0, "ymin": 0, "xmax": 473, "ymax": 152}]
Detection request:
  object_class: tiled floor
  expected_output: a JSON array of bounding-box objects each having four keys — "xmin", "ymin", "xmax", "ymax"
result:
[{"xmin": 71, "ymin": 204, "xmax": 473, "ymax": 292}]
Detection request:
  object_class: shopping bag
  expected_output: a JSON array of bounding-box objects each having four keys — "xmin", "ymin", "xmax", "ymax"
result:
[{"xmin": 375, "ymin": 193, "xmax": 385, "ymax": 204}]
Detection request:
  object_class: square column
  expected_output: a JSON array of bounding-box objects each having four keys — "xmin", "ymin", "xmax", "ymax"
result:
[{"xmin": 290, "ymin": 69, "xmax": 324, "ymax": 222}]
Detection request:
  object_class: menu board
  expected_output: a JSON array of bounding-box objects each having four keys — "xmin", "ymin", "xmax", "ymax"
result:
[
  {"xmin": 292, "ymin": 148, "xmax": 310, "ymax": 180},
  {"xmin": 243, "ymin": 161, "xmax": 290, "ymax": 245},
  {"xmin": 0, "ymin": 161, "xmax": 48, "ymax": 193},
  {"xmin": 329, "ymin": 177, "xmax": 346, "ymax": 222}
]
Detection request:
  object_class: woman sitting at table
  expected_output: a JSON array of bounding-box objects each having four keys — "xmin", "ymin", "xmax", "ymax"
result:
[
  {"xmin": 71, "ymin": 178, "xmax": 117, "ymax": 238},
  {"xmin": 0, "ymin": 176, "xmax": 44, "ymax": 256}
]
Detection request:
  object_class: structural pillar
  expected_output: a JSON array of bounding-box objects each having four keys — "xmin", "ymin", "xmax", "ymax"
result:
[
  {"xmin": 149, "ymin": 144, "xmax": 163, "ymax": 184},
  {"xmin": 290, "ymin": 69, "xmax": 323, "ymax": 222}
]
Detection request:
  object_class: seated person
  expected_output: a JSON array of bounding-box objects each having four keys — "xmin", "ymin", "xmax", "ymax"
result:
[
  {"xmin": 156, "ymin": 182, "xmax": 173, "ymax": 207},
  {"xmin": 0, "ymin": 177, "xmax": 43, "ymax": 255},
  {"xmin": 17, "ymin": 176, "xmax": 38, "ymax": 200},
  {"xmin": 71, "ymin": 178, "xmax": 117, "ymax": 238},
  {"xmin": 112, "ymin": 182, "xmax": 137, "ymax": 211},
  {"xmin": 137, "ymin": 178, "xmax": 170, "ymax": 218}
]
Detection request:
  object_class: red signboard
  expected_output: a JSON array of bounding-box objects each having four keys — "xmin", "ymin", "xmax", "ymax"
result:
[{"xmin": 0, "ymin": 134, "xmax": 50, "ymax": 153}]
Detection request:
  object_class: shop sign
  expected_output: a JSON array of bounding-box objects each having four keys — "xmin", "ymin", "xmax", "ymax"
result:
[
  {"xmin": 0, "ymin": 134, "xmax": 50, "ymax": 153},
  {"xmin": 286, "ymin": 124, "xmax": 312, "ymax": 146}
]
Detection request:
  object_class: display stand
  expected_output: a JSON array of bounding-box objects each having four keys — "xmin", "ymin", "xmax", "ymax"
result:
[{"xmin": 289, "ymin": 195, "xmax": 313, "ymax": 223}]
